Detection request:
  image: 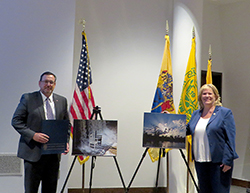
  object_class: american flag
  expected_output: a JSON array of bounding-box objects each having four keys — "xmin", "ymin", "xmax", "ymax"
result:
[{"xmin": 69, "ymin": 31, "xmax": 95, "ymax": 164}]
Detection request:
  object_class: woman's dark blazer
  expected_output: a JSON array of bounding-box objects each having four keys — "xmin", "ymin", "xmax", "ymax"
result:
[{"xmin": 187, "ymin": 106, "xmax": 238, "ymax": 166}]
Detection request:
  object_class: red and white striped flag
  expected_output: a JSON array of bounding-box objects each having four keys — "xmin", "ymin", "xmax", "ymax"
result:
[{"xmin": 69, "ymin": 31, "xmax": 95, "ymax": 164}]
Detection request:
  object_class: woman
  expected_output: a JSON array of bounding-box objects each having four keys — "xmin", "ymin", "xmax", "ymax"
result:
[{"xmin": 187, "ymin": 84, "xmax": 238, "ymax": 193}]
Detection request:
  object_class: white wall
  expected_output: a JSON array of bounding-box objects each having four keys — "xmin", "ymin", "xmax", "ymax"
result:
[
  {"xmin": 70, "ymin": 0, "xmax": 250, "ymax": 192},
  {"xmin": 1, "ymin": 0, "xmax": 250, "ymax": 193},
  {"xmin": 219, "ymin": 1, "xmax": 250, "ymax": 180},
  {"xmin": 171, "ymin": 1, "xmax": 203, "ymax": 192},
  {"xmin": 69, "ymin": 0, "xmax": 204, "ymax": 193},
  {"xmin": 200, "ymin": 2, "xmax": 224, "ymax": 72},
  {"xmin": 197, "ymin": 0, "xmax": 250, "ymax": 182},
  {"xmin": 0, "ymin": 1, "xmax": 75, "ymax": 192},
  {"xmin": 69, "ymin": 0, "xmax": 174, "ymax": 190}
]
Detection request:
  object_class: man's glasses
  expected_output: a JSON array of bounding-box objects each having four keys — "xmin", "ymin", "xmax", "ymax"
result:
[{"xmin": 40, "ymin": 80, "xmax": 55, "ymax": 85}]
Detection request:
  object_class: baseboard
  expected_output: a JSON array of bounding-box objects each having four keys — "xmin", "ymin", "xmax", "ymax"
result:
[
  {"xmin": 232, "ymin": 178, "xmax": 250, "ymax": 188},
  {"xmin": 68, "ymin": 179, "xmax": 250, "ymax": 193},
  {"xmin": 68, "ymin": 187, "xmax": 167, "ymax": 193}
]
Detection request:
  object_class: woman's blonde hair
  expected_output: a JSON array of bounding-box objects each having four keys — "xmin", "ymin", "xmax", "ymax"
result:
[{"xmin": 198, "ymin": 84, "xmax": 222, "ymax": 109}]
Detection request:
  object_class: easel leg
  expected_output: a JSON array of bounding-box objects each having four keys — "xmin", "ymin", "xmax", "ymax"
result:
[
  {"xmin": 82, "ymin": 163, "xmax": 85, "ymax": 191},
  {"xmin": 61, "ymin": 106, "xmax": 100, "ymax": 193},
  {"xmin": 89, "ymin": 106, "xmax": 125, "ymax": 192},
  {"xmin": 155, "ymin": 148, "xmax": 162, "ymax": 189},
  {"xmin": 60, "ymin": 156, "xmax": 77, "ymax": 193},
  {"xmin": 186, "ymin": 144, "xmax": 191, "ymax": 193},
  {"xmin": 113, "ymin": 156, "xmax": 127, "ymax": 191},
  {"xmin": 126, "ymin": 148, "xmax": 149, "ymax": 193},
  {"xmin": 89, "ymin": 156, "xmax": 96, "ymax": 193},
  {"xmin": 166, "ymin": 152, "xmax": 169, "ymax": 193},
  {"xmin": 179, "ymin": 149, "xmax": 199, "ymax": 192}
]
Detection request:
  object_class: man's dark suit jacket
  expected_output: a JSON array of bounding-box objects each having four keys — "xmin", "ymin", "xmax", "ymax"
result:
[
  {"xmin": 187, "ymin": 106, "xmax": 238, "ymax": 166},
  {"xmin": 12, "ymin": 91, "xmax": 70, "ymax": 162}
]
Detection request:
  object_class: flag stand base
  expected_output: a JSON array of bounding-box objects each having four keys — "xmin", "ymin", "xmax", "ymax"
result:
[{"xmin": 60, "ymin": 106, "xmax": 126, "ymax": 193}]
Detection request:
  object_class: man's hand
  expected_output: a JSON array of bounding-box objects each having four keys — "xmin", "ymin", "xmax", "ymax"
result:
[
  {"xmin": 62, "ymin": 143, "xmax": 69, "ymax": 155},
  {"xmin": 33, "ymin": 133, "xmax": 49, "ymax": 143}
]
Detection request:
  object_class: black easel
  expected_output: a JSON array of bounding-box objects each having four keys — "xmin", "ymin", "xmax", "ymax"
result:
[
  {"xmin": 60, "ymin": 106, "xmax": 126, "ymax": 193},
  {"xmin": 126, "ymin": 147, "xmax": 149, "ymax": 193},
  {"xmin": 179, "ymin": 149, "xmax": 199, "ymax": 192},
  {"xmin": 126, "ymin": 148, "xmax": 165, "ymax": 193},
  {"xmin": 154, "ymin": 148, "xmax": 165, "ymax": 191},
  {"xmin": 88, "ymin": 106, "xmax": 126, "ymax": 193},
  {"xmin": 126, "ymin": 148, "xmax": 199, "ymax": 193},
  {"xmin": 60, "ymin": 156, "xmax": 77, "ymax": 193}
]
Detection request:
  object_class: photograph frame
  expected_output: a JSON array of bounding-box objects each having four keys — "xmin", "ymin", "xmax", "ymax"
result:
[
  {"xmin": 72, "ymin": 119, "xmax": 118, "ymax": 156},
  {"xmin": 143, "ymin": 112, "xmax": 186, "ymax": 149}
]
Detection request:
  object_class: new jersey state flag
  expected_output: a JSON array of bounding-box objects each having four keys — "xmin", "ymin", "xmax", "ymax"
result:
[
  {"xmin": 151, "ymin": 35, "xmax": 175, "ymax": 114},
  {"xmin": 148, "ymin": 34, "xmax": 176, "ymax": 162}
]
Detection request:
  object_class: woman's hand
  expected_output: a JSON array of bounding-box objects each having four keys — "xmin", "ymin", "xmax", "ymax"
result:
[{"xmin": 220, "ymin": 164, "xmax": 231, "ymax": 172}]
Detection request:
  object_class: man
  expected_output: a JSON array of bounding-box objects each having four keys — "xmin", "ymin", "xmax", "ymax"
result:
[{"xmin": 12, "ymin": 71, "xmax": 70, "ymax": 193}]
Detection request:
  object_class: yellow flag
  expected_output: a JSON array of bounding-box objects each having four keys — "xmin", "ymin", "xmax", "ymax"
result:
[
  {"xmin": 149, "ymin": 34, "xmax": 175, "ymax": 162},
  {"xmin": 206, "ymin": 59, "xmax": 212, "ymax": 84},
  {"xmin": 178, "ymin": 36, "xmax": 198, "ymax": 121},
  {"xmin": 178, "ymin": 36, "xmax": 198, "ymax": 161}
]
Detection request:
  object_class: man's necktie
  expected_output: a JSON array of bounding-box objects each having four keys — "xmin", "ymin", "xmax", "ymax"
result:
[{"xmin": 46, "ymin": 98, "xmax": 54, "ymax": 120}]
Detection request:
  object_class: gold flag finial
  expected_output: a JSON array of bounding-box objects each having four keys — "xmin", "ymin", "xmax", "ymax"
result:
[
  {"xmin": 166, "ymin": 20, "xmax": 169, "ymax": 35},
  {"xmin": 192, "ymin": 27, "xmax": 195, "ymax": 38},
  {"xmin": 79, "ymin": 19, "xmax": 86, "ymax": 31},
  {"xmin": 209, "ymin": 44, "xmax": 212, "ymax": 60}
]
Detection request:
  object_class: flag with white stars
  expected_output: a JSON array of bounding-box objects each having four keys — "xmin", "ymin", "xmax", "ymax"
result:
[
  {"xmin": 69, "ymin": 31, "xmax": 95, "ymax": 164},
  {"xmin": 76, "ymin": 36, "xmax": 93, "ymax": 91}
]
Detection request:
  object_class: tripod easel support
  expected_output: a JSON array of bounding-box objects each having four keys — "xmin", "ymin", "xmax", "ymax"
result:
[
  {"xmin": 61, "ymin": 106, "xmax": 126, "ymax": 193},
  {"xmin": 126, "ymin": 148, "xmax": 199, "ymax": 193},
  {"xmin": 155, "ymin": 148, "xmax": 165, "ymax": 190},
  {"xmin": 126, "ymin": 147, "xmax": 149, "ymax": 193},
  {"xmin": 88, "ymin": 106, "xmax": 126, "ymax": 192},
  {"xmin": 89, "ymin": 155, "xmax": 96, "ymax": 193},
  {"xmin": 60, "ymin": 156, "xmax": 77, "ymax": 193},
  {"xmin": 127, "ymin": 147, "xmax": 168, "ymax": 193},
  {"xmin": 113, "ymin": 156, "xmax": 127, "ymax": 192},
  {"xmin": 179, "ymin": 149, "xmax": 199, "ymax": 192}
]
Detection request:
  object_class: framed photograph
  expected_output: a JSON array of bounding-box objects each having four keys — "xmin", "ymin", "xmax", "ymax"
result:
[
  {"xmin": 72, "ymin": 119, "xmax": 118, "ymax": 156},
  {"xmin": 143, "ymin": 113, "xmax": 186, "ymax": 149}
]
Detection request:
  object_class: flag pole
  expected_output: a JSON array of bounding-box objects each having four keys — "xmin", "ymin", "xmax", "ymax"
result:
[
  {"xmin": 192, "ymin": 26, "xmax": 195, "ymax": 39},
  {"xmin": 79, "ymin": 18, "xmax": 86, "ymax": 191},
  {"xmin": 79, "ymin": 18, "xmax": 86, "ymax": 31},
  {"xmin": 208, "ymin": 44, "xmax": 212, "ymax": 60},
  {"xmin": 166, "ymin": 20, "xmax": 169, "ymax": 35},
  {"xmin": 166, "ymin": 20, "xmax": 170, "ymax": 193},
  {"xmin": 206, "ymin": 45, "xmax": 213, "ymax": 84},
  {"xmin": 80, "ymin": 19, "xmax": 92, "ymax": 99},
  {"xmin": 186, "ymin": 27, "xmax": 195, "ymax": 193},
  {"xmin": 178, "ymin": 27, "xmax": 199, "ymax": 193},
  {"xmin": 209, "ymin": 44, "xmax": 212, "ymax": 60}
]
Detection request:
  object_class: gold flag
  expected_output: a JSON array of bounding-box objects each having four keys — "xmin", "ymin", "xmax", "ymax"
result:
[{"xmin": 149, "ymin": 34, "xmax": 175, "ymax": 162}]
